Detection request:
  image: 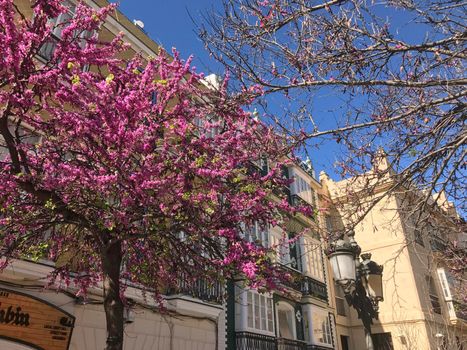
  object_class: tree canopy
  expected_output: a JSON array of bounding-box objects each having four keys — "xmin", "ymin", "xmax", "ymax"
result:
[
  {"xmin": 201, "ymin": 0, "xmax": 466, "ymax": 216},
  {"xmin": 0, "ymin": 1, "xmax": 307, "ymax": 349}
]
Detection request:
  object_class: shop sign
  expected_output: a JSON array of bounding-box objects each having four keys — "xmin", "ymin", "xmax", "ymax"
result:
[{"xmin": 0, "ymin": 288, "xmax": 75, "ymax": 350}]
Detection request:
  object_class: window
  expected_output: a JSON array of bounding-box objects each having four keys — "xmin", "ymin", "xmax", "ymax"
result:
[
  {"xmin": 293, "ymin": 174, "xmax": 314, "ymax": 204},
  {"xmin": 270, "ymin": 233, "xmax": 290, "ymax": 266},
  {"xmin": 289, "ymin": 236, "xmax": 302, "ymax": 271},
  {"xmin": 245, "ymin": 290, "xmax": 274, "ymax": 334},
  {"xmin": 426, "ymin": 275, "xmax": 441, "ymax": 314},
  {"xmin": 325, "ymin": 216, "xmax": 333, "ymax": 234},
  {"xmin": 340, "ymin": 335, "xmax": 350, "ymax": 350},
  {"xmin": 245, "ymin": 222, "xmax": 269, "ymax": 248},
  {"xmin": 311, "ymin": 312, "xmax": 333, "ymax": 346},
  {"xmin": 304, "ymin": 238, "xmax": 324, "ymax": 281},
  {"xmin": 296, "ymin": 175, "xmax": 310, "ymax": 193},
  {"xmin": 39, "ymin": 2, "xmax": 75, "ymax": 61},
  {"xmin": 192, "ymin": 114, "xmax": 223, "ymax": 139},
  {"xmin": 205, "ymin": 115, "xmax": 221, "ymax": 138},
  {"xmin": 437, "ymin": 268, "xmax": 452, "ymax": 300},
  {"xmin": 372, "ymin": 332, "xmax": 394, "ymax": 350},
  {"xmin": 38, "ymin": 1, "xmax": 92, "ymax": 67},
  {"xmin": 256, "ymin": 156, "xmax": 269, "ymax": 177},
  {"xmin": 335, "ymin": 284, "xmax": 347, "ymax": 316},
  {"xmin": 150, "ymin": 91, "xmax": 158, "ymax": 105}
]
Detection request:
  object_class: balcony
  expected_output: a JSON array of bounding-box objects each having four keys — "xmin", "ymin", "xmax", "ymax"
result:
[
  {"xmin": 236, "ymin": 332, "xmax": 322, "ymax": 350},
  {"xmin": 276, "ymin": 264, "xmax": 303, "ymax": 291},
  {"xmin": 236, "ymin": 332, "xmax": 276, "ymax": 350},
  {"xmin": 166, "ymin": 275, "xmax": 223, "ymax": 304},
  {"xmin": 274, "ymin": 264, "xmax": 328, "ymax": 302},
  {"xmin": 290, "ymin": 194, "xmax": 313, "ymax": 210},
  {"xmin": 290, "ymin": 194, "xmax": 315, "ymax": 220},
  {"xmin": 301, "ymin": 276, "xmax": 328, "ymax": 302},
  {"xmin": 277, "ymin": 338, "xmax": 307, "ymax": 350}
]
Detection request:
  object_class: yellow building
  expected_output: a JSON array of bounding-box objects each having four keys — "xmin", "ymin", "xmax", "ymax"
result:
[{"xmin": 319, "ymin": 156, "xmax": 466, "ymax": 350}]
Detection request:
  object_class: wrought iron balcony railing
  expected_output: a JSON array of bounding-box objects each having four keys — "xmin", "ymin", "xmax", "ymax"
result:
[
  {"xmin": 301, "ymin": 276, "xmax": 328, "ymax": 302},
  {"xmin": 166, "ymin": 275, "xmax": 223, "ymax": 304},
  {"xmin": 236, "ymin": 331, "xmax": 277, "ymax": 350},
  {"xmin": 290, "ymin": 194, "xmax": 314, "ymax": 215},
  {"xmin": 235, "ymin": 332, "xmax": 329, "ymax": 350},
  {"xmin": 274, "ymin": 264, "xmax": 328, "ymax": 302},
  {"xmin": 277, "ymin": 337, "xmax": 307, "ymax": 350},
  {"xmin": 306, "ymin": 345, "xmax": 334, "ymax": 350},
  {"xmin": 276, "ymin": 264, "xmax": 303, "ymax": 292}
]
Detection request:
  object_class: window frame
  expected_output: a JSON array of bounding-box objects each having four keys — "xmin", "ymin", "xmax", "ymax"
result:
[
  {"xmin": 292, "ymin": 173, "xmax": 313, "ymax": 204},
  {"xmin": 276, "ymin": 301, "xmax": 297, "ymax": 340},
  {"xmin": 235, "ymin": 288, "xmax": 275, "ymax": 335},
  {"xmin": 270, "ymin": 231, "xmax": 291, "ymax": 267},
  {"xmin": 437, "ymin": 268, "xmax": 453, "ymax": 300},
  {"xmin": 244, "ymin": 221, "xmax": 270, "ymax": 248},
  {"xmin": 303, "ymin": 237, "xmax": 325, "ymax": 281},
  {"xmin": 335, "ymin": 284, "xmax": 347, "ymax": 317}
]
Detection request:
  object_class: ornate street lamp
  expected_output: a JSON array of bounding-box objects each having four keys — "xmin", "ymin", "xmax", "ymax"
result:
[
  {"xmin": 327, "ymin": 230, "xmax": 384, "ymax": 350},
  {"xmin": 360, "ymin": 253, "xmax": 384, "ymax": 303}
]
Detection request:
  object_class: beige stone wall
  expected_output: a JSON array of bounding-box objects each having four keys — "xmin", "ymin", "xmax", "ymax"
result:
[{"xmin": 322, "ymin": 172, "xmax": 466, "ymax": 350}]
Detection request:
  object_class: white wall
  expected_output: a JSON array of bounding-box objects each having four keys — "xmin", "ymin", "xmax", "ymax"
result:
[{"xmin": 0, "ymin": 285, "xmax": 222, "ymax": 350}]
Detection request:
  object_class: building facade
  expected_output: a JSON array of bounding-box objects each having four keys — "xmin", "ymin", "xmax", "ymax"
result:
[
  {"xmin": 320, "ymin": 156, "xmax": 466, "ymax": 350},
  {"xmin": 5, "ymin": 2, "xmax": 465, "ymax": 350},
  {"xmin": 227, "ymin": 161, "xmax": 337, "ymax": 350}
]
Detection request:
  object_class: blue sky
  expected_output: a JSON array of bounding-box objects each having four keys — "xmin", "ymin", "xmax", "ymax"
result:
[{"xmin": 117, "ymin": 0, "xmax": 222, "ymax": 74}]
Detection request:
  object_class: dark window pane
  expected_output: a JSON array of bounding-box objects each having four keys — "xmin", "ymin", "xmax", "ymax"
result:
[{"xmin": 372, "ymin": 332, "xmax": 394, "ymax": 350}]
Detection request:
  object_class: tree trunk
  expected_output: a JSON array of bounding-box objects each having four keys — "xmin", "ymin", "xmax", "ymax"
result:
[{"xmin": 101, "ymin": 241, "xmax": 124, "ymax": 350}]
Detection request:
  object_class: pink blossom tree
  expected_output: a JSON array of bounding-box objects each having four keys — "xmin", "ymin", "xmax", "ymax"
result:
[{"xmin": 0, "ymin": 1, "xmax": 307, "ymax": 349}]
